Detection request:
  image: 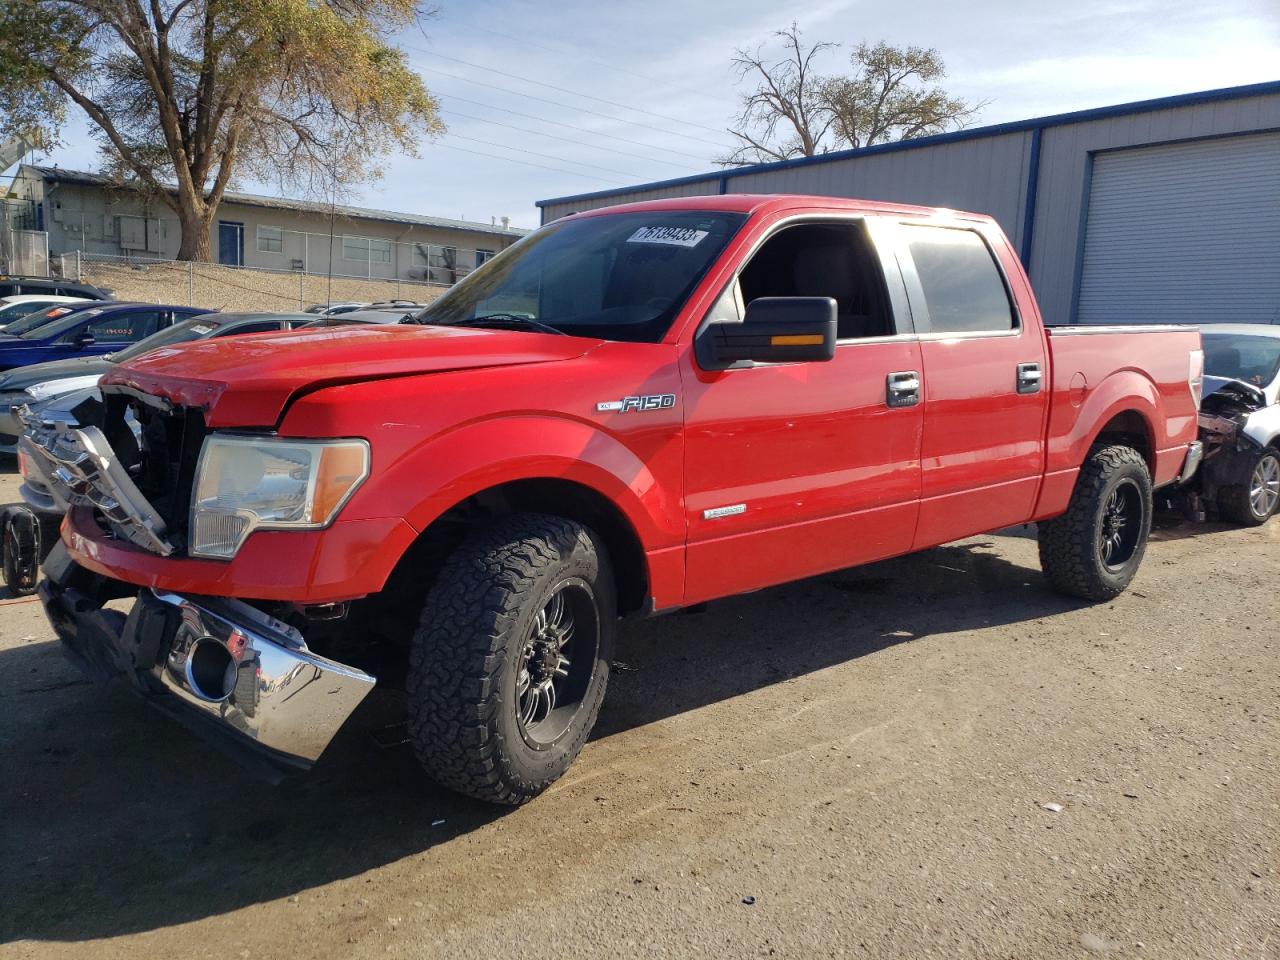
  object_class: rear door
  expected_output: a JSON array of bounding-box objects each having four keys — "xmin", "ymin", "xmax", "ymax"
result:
[
  {"xmin": 896, "ymin": 222, "xmax": 1050, "ymax": 549},
  {"xmin": 681, "ymin": 214, "xmax": 924, "ymax": 604}
]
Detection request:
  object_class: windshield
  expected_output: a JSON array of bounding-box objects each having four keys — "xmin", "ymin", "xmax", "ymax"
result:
[
  {"xmin": 18, "ymin": 305, "xmax": 107, "ymax": 340},
  {"xmin": 1203, "ymin": 333, "xmax": 1280, "ymax": 387},
  {"xmin": 0, "ymin": 301, "xmax": 56, "ymax": 323},
  {"xmin": 109, "ymin": 314, "xmax": 222, "ymax": 362},
  {"xmin": 416, "ymin": 210, "xmax": 747, "ymax": 343},
  {"xmin": 3, "ymin": 304, "xmax": 91, "ymax": 337}
]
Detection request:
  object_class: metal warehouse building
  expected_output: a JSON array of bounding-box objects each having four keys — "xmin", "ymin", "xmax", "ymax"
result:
[{"xmin": 537, "ymin": 81, "xmax": 1280, "ymax": 327}]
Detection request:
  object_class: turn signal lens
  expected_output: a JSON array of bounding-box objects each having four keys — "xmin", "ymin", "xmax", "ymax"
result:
[{"xmin": 1189, "ymin": 349, "xmax": 1204, "ymax": 408}]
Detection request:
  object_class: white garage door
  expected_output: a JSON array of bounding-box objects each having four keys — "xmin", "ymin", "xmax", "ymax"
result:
[{"xmin": 1076, "ymin": 132, "xmax": 1280, "ymax": 325}]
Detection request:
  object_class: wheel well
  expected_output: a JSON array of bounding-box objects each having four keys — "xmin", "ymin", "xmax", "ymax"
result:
[
  {"xmin": 1093, "ymin": 410, "xmax": 1154, "ymax": 471},
  {"xmin": 386, "ymin": 478, "xmax": 650, "ymax": 618}
]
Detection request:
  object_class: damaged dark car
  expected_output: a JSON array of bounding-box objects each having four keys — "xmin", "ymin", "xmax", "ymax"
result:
[{"xmin": 1193, "ymin": 325, "xmax": 1280, "ymax": 525}]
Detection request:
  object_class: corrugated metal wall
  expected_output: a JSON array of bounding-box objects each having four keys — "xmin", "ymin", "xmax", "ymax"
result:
[
  {"xmin": 536, "ymin": 87, "xmax": 1280, "ymax": 325},
  {"xmin": 723, "ymin": 131, "xmax": 1034, "ymax": 252},
  {"xmin": 538, "ymin": 178, "xmax": 722, "ymax": 223}
]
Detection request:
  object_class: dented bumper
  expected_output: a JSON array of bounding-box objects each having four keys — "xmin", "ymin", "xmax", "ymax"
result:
[{"xmin": 38, "ymin": 544, "xmax": 376, "ymax": 775}]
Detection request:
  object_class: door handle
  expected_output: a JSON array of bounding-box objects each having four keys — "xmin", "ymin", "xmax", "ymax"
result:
[
  {"xmin": 1016, "ymin": 362, "xmax": 1042, "ymax": 394},
  {"xmin": 886, "ymin": 370, "xmax": 921, "ymax": 408}
]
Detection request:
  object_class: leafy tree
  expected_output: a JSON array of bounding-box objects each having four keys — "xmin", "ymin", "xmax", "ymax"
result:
[
  {"xmin": 722, "ymin": 25, "xmax": 984, "ymax": 166},
  {"xmin": 0, "ymin": 1, "xmax": 443, "ymax": 260}
]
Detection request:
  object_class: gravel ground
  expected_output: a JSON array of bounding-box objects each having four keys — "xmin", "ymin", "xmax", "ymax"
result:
[{"xmin": 0, "ymin": 464, "xmax": 1276, "ymax": 960}]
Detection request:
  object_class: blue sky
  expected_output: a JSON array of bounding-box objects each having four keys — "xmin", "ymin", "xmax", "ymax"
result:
[{"xmin": 29, "ymin": 0, "xmax": 1280, "ymax": 229}]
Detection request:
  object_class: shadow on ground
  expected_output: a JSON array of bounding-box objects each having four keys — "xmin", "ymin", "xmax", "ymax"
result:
[{"xmin": 0, "ymin": 537, "xmax": 1101, "ymax": 944}]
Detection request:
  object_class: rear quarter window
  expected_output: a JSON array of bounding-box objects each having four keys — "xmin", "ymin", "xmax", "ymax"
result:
[{"xmin": 905, "ymin": 226, "xmax": 1015, "ymax": 334}]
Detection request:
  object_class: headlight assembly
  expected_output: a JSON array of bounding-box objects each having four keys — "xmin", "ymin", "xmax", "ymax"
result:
[{"xmin": 189, "ymin": 435, "xmax": 370, "ymax": 559}]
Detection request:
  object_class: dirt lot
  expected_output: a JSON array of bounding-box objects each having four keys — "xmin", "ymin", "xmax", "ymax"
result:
[{"xmin": 0, "ymin": 463, "xmax": 1276, "ymax": 960}]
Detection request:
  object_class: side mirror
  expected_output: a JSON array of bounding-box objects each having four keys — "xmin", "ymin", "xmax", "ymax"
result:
[
  {"xmin": 697, "ymin": 297, "xmax": 837, "ymax": 368},
  {"xmin": 73, "ymin": 332, "xmax": 95, "ymax": 348}
]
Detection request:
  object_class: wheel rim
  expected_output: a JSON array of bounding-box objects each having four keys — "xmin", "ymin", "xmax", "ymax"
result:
[
  {"xmin": 1249, "ymin": 454, "xmax": 1280, "ymax": 519},
  {"xmin": 1098, "ymin": 478, "xmax": 1143, "ymax": 572},
  {"xmin": 515, "ymin": 578, "xmax": 600, "ymax": 748}
]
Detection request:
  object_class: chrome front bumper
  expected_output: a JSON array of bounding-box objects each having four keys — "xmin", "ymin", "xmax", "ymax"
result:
[{"xmin": 39, "ymin": 545, "xmax": 376, "ymax": 770}]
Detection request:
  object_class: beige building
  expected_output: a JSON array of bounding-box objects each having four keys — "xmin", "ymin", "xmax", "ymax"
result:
[{"xmin": 8, "ymin": 164, "xmax": 526, "ymax": 286}]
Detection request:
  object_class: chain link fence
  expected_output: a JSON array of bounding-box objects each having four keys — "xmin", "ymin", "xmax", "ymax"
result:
[{"xmin": 61, "ymin": 252, "xmax": 451, "ymax": 313}]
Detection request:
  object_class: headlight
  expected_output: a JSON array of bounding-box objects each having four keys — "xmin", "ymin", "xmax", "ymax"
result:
[{"xmin": 189, "ymin": 435, "xmax": 370, "ymax": 559}]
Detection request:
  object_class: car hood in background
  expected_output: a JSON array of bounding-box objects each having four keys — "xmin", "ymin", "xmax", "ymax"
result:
[
  {"xmin": 101, "ymin": 323, "xmax": 604, "ymax": 428},
  {"xmin": 0, "ymin": 354, "xmax": 113, "ymax": 392}
]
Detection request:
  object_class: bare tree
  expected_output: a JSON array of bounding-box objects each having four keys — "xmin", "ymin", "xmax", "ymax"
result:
[
  {"xmin": 721, "ymin": 23, "xmax": 837, "ymax": 165},
  {"xmin": 824, "ymin": 42, "xmax": 986, "ymax": 148},
  {"xmin": 721, "ymin": 29, "xmax": 985, "ymax": 166}
]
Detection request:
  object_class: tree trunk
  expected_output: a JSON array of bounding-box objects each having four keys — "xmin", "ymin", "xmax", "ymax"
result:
[{"xmin": 174, "ymin": 194, "xmax": 214, "ymax": 262}]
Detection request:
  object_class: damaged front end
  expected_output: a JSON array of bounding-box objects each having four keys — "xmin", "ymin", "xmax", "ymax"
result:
[
  {"xmin": 21, "ymin": 392, "xmax": 377, "ymax": 778},
  {"xmin": 1186, "ymin": 378, "xmax": 1278, "ymax": 519}
]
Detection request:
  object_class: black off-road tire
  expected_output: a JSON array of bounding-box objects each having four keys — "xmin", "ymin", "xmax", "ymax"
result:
[
  {"xmin": 1038, "ymin": 445, "xmax": 1153, "ymax": 601},
  {"xmin": 1217, "ymin": 447, "xmax": 1280, "ymax": 527},
  {"xmin": 407, "ymin": 513, "xmax": 615, "ymax": 805}
]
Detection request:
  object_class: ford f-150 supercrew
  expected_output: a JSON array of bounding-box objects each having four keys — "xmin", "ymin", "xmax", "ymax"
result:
[{"xmin": 26, "ymin": 195, "xmax": 1205, "ymax": 805}]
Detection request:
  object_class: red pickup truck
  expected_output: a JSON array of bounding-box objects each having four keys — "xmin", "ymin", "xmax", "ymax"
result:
[{"xmin": 26, "ymin": 195, "xmax": 1204, "ymax": 804}]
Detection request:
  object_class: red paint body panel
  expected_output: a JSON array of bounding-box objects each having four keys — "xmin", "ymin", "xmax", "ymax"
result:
[{"xmin": 63, "ymin": 195, "xmax": 1201, "ymax": 609}]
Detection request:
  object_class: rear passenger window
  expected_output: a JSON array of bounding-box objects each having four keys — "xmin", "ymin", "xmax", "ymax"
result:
[
  {"xmin": 86, "ymin": 310, "xmax": 163, "ymax": 343},
  {"xmin": 905, "ymin": 226, "xmax": 1014, "ymax": 333}
]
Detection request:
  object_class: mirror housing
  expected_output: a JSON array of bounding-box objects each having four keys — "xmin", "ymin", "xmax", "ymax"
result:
[
  {"xmin": 698, "ymin": 297, "xmax": 837, "ymax": 368},
  {"xmin": 73, "ymin": 332, "xmax": 95, "ymax": 348}
]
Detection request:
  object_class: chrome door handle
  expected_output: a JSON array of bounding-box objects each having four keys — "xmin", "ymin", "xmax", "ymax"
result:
[
  {"xmin": 1016, "ymin": 362, "xmax": 1042, "ymax": 394},
  {"xmin": 886, "ymin": 370, "xmax": 921, "ymax": 408}
]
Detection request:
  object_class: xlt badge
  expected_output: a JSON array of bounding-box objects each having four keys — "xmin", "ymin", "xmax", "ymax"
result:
[{"xmin": 596, "ymin": 394, "xmax": 677, "ymax": 413}]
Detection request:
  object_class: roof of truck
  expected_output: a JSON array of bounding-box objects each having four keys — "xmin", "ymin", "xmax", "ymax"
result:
[{"xmin": 562, "ymin": 193, "xmax": 991, "ymax": 223}]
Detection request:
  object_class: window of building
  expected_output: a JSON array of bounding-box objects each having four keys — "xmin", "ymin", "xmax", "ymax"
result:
[
  {"xmin": 475, "ymin": 248, "xmax": 496, "ymax": 267},
  {"xmin": 904, "ymin": 226, "xmax": 1015, "ymax": 333},
  {"xmin": 256, "ymin": 225, "xmax": 284, "ymax": 253},
  {"xmin": 343, "ymin": 235, "xmax": 392, "ymax": 263},
  {"xmin": 736, "ymin": 221, "xmax": 893, "ymax": 340}
]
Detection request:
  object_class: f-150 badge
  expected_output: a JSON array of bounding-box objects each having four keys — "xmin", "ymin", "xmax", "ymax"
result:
[{"xmin": 596, "ymin": 394, "xmax": 677, "ymax": 413}]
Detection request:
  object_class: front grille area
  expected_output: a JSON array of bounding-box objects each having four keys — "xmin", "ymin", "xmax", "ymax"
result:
[{"xmin": 103, "ymin": 393, "xmax": 207, "ymax": 551}]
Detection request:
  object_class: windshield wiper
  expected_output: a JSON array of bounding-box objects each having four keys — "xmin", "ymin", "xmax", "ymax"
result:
[{"xmin": 418, "ymin": 313, "xmax": 568, "ymax": 336}]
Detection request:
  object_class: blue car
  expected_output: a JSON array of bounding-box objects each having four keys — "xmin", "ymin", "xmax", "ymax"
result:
[{"xmin": 0, "ymin": 302, "xmax": 210, "ymax": 371}]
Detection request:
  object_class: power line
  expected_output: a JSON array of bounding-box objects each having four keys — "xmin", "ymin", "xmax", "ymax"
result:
[
  {"xmin": 441, "ymin": 93, "xmax": 713, "ymax": 164},
  {"xmin": 446, "ymin": 19, "xmax": 729, "ymax": 107},
  {"xmin": 432, "ymin": 143, "xmax": 631, "ymax": 185},
  {"xmin": 412, "ymin": 47, "xmax": 730, "ymax": 138},
  {"xmin": 444, "ymin": 132, "xmax": 648, "ymax": 180},
  {"xmin": 413, "ymin": 60, "xmax": 730, "ymax": 150},
  {"xmin": 440, "ymin": 108, "xmax": 706, "ymax": 172}
]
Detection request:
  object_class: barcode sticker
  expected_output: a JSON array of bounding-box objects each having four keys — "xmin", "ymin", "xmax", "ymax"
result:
[{"xmin": 627, "ymin": 226, "xmax": 709, "ymax": 248}]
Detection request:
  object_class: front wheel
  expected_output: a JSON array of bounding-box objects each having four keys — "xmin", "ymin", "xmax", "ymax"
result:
[
  {"xmin": 1038, "ymin": 445, "xmax": 1153, "ymax": 601},
  {"xmin": 407, "ymin": 514, "xmax": 615, "ymax": 805},
  {"xmin": 1218, "ymin": 447, "xmax": 1280, "ymax": 526}
]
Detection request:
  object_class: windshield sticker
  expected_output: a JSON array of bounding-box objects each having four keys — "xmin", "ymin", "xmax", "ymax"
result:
[
  {"xmin": 627, "ymin": 226, "xmax": 709, "ymax": 248},
  {"xmin": 190, "ymin": 324, "xmax": 214, "ymax": 335}
]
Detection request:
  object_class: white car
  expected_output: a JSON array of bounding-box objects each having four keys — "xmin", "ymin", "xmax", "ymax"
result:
[
  {"xmin": 1197, "ymin": 324, "xmax": 1280, "ymax": 525},
  {"xmin": 0, "ymin": 295, "xmax": 91, "ymax": 328}
]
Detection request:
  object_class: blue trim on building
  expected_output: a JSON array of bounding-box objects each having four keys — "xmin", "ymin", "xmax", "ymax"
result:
[
  {"xmin": 718, "ymin": 175, "xmax": 729, "ymax": 195},
  {"xmin": 1067, "ymin": 153, "xmax": 1097, "ymax": 326},
  {"xmin": 1018, "ymin": 128, "xmax": 1043, "ymax": 268},
  {"xmin": 536, "ymin": 79, "xmax": 1280, "ymax": 210}
]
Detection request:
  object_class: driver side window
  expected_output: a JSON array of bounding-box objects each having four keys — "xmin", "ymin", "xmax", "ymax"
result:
[
  {"xmin": 736, "ymin": 221, "xmax": 894, "ymax": 340},
  {"xmin": 85, "ymin": 310, "xmax": 163, "ymax": 343}
]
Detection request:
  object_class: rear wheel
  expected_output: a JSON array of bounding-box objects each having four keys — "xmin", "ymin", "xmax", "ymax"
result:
[
  {"xmin": 1218, "ymin": 448, "xmax": 1280, "ymax": 526},
  {"xmin": 407, "ymin": 513, "xmax": 615, "ymax": 805},
  {"xmin": 1038, "ymin": 445, "xmax": 1153, "ymax": 601}
]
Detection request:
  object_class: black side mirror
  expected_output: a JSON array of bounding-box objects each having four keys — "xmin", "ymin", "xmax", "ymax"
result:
[
  {"xmin": 73, "ymin": 332, "xmax": 96, "ymax": 348},
  {"xmin": 697, "ymin": 297, "xmax": 837, "ymax": 369}
]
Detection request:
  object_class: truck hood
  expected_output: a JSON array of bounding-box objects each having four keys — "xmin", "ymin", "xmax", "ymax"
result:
[
  {"xmin": 0, "ymin": 354, "xmax": 111, "ymax": 392},
  {"xmin": 100, "ymin": 323, "xmax": 604, "ymax": 428}
]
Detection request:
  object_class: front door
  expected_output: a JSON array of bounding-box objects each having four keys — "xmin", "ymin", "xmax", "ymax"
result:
[
  {"xmin": 218, "ymin": 222, "xmax": 244, "ymax": 266},
  {"xmin": 681, "ymin": 217, "xmax": 924, "ymax": 605},
  {"xmin": 894, "ymin": 222, "xmax": 1050, "ymax": 549}
]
